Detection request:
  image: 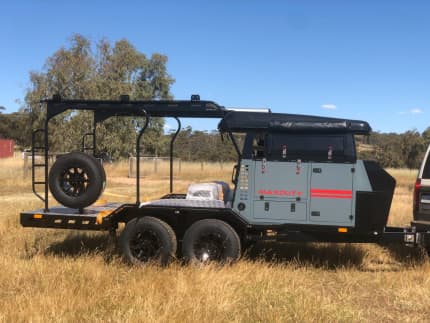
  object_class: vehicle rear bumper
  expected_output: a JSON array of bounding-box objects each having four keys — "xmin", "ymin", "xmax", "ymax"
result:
[{"xmin": 411, "ymin": 220, "xmax": 430, "ymax": 232}]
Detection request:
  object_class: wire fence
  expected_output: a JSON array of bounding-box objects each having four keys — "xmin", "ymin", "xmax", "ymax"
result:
[
  {"xmin": 128, "ymin": 157, "xmax": 231, "ymax": 178},
  {"xmin": 128, "ymin": 157, "xmax": 182, "ymax": 178},
  {"xmin": 22, "ymin": 151, "xmax": 63, "ymax": 178}
]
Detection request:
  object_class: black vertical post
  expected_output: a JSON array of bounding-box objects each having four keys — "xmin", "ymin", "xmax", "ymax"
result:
[
  {"xmin": 136, "ymin": 111, "xmax": 149, "ymax": 204},
  {"xmin": 92, "ymin": 115, "xmax": 97, "ymax": 156},
  {"xmin": 228, "ymin": 131, "xmax": 242, "ymax": 202},
  {"xmin": 44, "ymin": 117, "xmax": 49, "ymax": 212},
  {"xmin": 170, "ymin": 117, "xmax": 181, "ymax": 193}
]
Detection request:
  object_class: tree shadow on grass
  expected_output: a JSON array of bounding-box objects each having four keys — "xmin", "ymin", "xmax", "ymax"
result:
[
  {"xmin": 379, "ymin": 242, "xmax": 428, "ymax": 266},
  {"xmin": 243, "ymin": 242, "xmax": 367, "ymax": 270},
  {"xmin": 244, "ymin": 241, "xmax": 428, "ymax": 270},
  {"xmin": 44, "ymin": 232, "xmax": 118, "ymax": 263},
  {"xmin": 41, "ymin": 234, "xmax": 429, "ymax": 269}
]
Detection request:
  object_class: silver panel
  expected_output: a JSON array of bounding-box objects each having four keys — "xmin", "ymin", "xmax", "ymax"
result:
[
  {"xmin": 233, "ymin": 160, "xmax": 254, "ymax": 221},
  {"xmin": 253, "ymin": 161, "xmax": 309, "ymax": 201},
  {"xmin": 309, "ymin": 163, "xmax": 353, "ymax": 225},
  {"xmin": 254, "ymin": 200, "xmax": 307, "ymax": 221}
]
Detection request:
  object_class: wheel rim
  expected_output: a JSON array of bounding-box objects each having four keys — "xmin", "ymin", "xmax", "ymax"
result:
[
  {"xmin": 193, "ymin": 232, "xmax": 226, "ymax": 263},
  {"xmin": 60, "ymin": 167, "xmax": 90, "ymax": 197},
  {"xmin": 130, "ymin": 229, "xmax": 163, "ymax": 262}
]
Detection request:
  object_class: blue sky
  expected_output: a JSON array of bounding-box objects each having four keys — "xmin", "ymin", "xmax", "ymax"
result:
[{"xmin": 1, "ymin": 0, "xmax": 430, "ymax": 133}]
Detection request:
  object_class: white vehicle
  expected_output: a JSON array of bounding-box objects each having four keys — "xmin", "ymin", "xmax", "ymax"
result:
[{"xmin": 414, "ymin": 145, "xmax": 430, "ymax": 236}]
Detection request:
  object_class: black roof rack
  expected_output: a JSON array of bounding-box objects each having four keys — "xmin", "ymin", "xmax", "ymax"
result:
[
  {"xmin": 42, "ymin": 95, "xmax": 371, "ymax": 134},
  {"xmin": 218, "ymin": 111, "xmax": 371, "ymax": 134},
  {"xmin": 42, "ymin": 95, "xmax": 228, "ymax": 121}
]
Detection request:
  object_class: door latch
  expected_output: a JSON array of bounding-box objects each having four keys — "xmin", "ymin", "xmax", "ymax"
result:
[
  {"xmin": 328, "ymin": 145, "xmax": 333, "ymax": 161},
  {"xmin": 282, "ymin": 145, "xmax": 287, "ymax": 159}
]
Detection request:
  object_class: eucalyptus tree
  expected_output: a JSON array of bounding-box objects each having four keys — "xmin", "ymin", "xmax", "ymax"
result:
[{"xmin": 24, "ymin": 34, "xmax": 174, "ymax": 158}]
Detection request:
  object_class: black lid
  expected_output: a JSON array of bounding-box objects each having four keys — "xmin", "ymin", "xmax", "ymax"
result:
[{"xmin": 218, "ymin": 111, "xmax": 371, "ymax": 134}]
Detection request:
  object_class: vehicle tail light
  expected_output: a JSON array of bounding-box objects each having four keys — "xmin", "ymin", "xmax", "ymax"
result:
[{"xmin": 413, "ymin": 179, "xmax": 421, "ymax": 213}]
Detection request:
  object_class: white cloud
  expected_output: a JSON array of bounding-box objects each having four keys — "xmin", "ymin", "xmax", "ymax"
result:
[
  {"xmin": 163, "ymin": 123, "xmax": 173, "ymax": 131},
  {"xmin": 410, "ymin": 108, "xmax": 423, "ymax": 114},
  {"xmin": 321, "ymin": 104, "xmax": 337, "ymax": 110},
  {"xmin": 398, "ymin": 108, "xmax": 423, "ymax": 115}
]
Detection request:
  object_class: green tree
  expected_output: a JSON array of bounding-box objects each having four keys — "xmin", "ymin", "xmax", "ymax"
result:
[
  {"xmin": 0, "ymin": 111, "xmax": 29, "ymax": 143},
  {"xmin": 23, "ymin": 34, "xmax": 174, "ymax": 158},
  {"xmin": 422, "ymin": 127, "xmax": 430, "ymax": 146},
  {"xmin": 171, "ymin": 127, "xmax": 242, "ymax": 162},
  {"xmin": 401, "ymin": 130, "xmax": 425, "ymax": 169}
]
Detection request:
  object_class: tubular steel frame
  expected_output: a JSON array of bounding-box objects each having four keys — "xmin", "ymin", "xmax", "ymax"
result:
[{"xmin": 32, "ymin": 95, "xmax": 230, "ymax": 211}]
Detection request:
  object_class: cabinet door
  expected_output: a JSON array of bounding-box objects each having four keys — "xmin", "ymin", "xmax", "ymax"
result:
[
  {"xmin": 254, "ymin": 200, "xmax": 307, "ymax": 222},
  {"xmin": 253, "ymin": 161, "xmax": 309, "ymax": 201},
  {"xmin": 309, "ymin": 163, "xmax": 354, "ymax": 225},
  {"xmin": 253, "ymin": 160, "xmax": 309, "ymax": 222}
]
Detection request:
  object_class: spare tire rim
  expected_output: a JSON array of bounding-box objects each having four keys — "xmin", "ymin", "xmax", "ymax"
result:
[
  {"xmin": 194, "ymin": 232, "xmax": 226, "ymax": 263},
  {"xmin": 130, "ymin": 229, "xmax": 162, "ymax": 262},
  {"xmin": 60, "ymin": 167, "xmax": 90, "ymax": 197}
]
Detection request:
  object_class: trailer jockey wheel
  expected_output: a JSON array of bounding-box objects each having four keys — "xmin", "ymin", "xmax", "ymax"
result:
[
  {"xmin": 48, "ymin": 152, "xmax": 106, "ymax": 209},
  {"xmin": 182, "ymin": 219, "xmax": 241, "ymax": 264},
  {"xmin": 120, "ymin": 217, "xmax": 177, "ymax": 266}
]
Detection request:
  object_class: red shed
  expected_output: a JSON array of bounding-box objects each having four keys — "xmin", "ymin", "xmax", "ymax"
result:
[{"xmin": 0, "ymin": 139, "xmax": 15, "ymax": 158}]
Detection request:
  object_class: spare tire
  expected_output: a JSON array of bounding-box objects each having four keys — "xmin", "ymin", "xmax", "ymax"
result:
[{"xmin": 48, "ymin": 152, "xmax": 106, "ymax": 209}]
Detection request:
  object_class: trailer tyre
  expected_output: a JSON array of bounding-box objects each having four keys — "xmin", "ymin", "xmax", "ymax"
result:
[
  {"xmin": 120, "ymin": 217, "xmax": 177, "ymax": 266},
  {"xmin": 182, "ymin": 219, "xmax": 241, "ymax": 264},
  {"xmin": 48, "ymin": 152, "xmax": 106, "ymax": 209}
]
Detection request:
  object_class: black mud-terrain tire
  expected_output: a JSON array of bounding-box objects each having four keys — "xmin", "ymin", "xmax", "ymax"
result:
[
  {"xmin": 48, "ymin": 152, "xmax": 106, "ymax": 209},
  {"xmin": 120, "ymin": 217, "xmax": 177, "ymax": 266},
  {"xmin": 182, "ymin": 219, "xmax": 241, "ymax": 264}
]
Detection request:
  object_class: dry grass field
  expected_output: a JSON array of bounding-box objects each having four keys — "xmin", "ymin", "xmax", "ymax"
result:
[{"xmin": 1, "ymin": 157, "xmax": 429, "ymax": 322}]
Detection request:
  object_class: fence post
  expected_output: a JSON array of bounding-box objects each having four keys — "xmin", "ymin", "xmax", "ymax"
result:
[
  {"xmin": 154, "ymin": 157, "xmax": 158, "ymax": 174},
  {"xmin": 23, "ymin": 152, "xmax": 28, "ymax": 178},
  {"xmin": 129, "ymin": 157, "xmax": 134, "ymax": 178}
]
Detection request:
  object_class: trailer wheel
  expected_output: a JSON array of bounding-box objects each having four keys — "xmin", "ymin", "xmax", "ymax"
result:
[
  {"xmin": 120, "ymin": 217, "xmax": 177, "ymax": 266},
  {"xmin": 182, "ymin": 219, "xmax": 241, "ymax": 264},
  {"xmin": 48, "ymin": 152, "xmax": 106, "ymax": 209}
]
